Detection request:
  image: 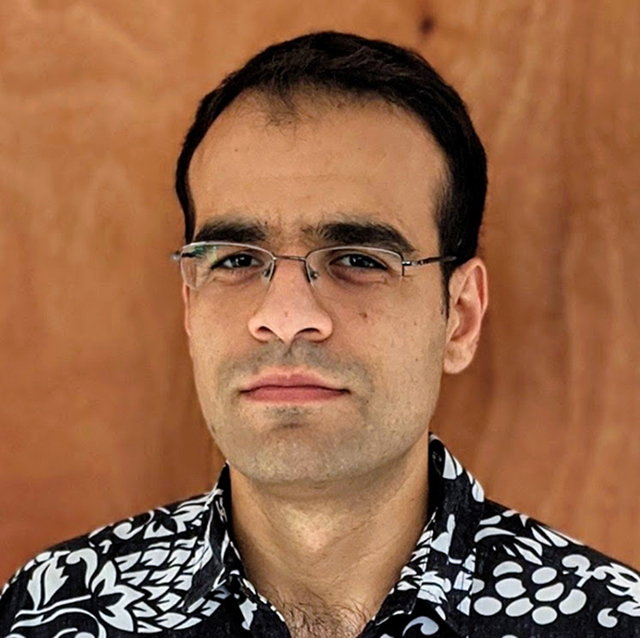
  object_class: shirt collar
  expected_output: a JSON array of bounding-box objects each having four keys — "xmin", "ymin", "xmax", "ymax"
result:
[
  {"xmin": 182, "ymin": 434, "xmax": 485, "ymax": 635},
  {"xmin": 181, "ymin": 468, "xmax": 244, "ymax": 610}
]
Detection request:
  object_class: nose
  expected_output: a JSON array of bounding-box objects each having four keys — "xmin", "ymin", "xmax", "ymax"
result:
[{"xmin": 247, "ymin": 258, "xmax": 334, "ymax": 346}]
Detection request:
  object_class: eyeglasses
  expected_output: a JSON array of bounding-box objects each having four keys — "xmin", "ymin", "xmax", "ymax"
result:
[{"xmin": 172, "ymin": 241, "xmax": 456, "ymax": 295}]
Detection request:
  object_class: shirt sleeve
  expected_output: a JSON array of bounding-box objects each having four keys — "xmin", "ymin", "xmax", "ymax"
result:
[{"xmin": 0, "ymin": 564, "xmax": 34, "ymax": 637}]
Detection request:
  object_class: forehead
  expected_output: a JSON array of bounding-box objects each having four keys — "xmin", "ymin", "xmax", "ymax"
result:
[{"xmin": 188, "ymin": 97, "xmax": 447, "ymax": 250}]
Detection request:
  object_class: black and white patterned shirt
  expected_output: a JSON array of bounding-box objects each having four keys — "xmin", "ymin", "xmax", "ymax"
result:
[{"xmin": 2, "ymin": 435, "xmax": 639, "ymax": 637}]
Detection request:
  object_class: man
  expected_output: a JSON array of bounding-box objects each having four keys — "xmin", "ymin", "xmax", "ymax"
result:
[{"xmin": 1, "ymin": 31, "xmax": 639, "ymax": 638}]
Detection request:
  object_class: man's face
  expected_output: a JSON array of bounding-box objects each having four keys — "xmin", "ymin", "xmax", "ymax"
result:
[{"xmin": 184, "ymin": 97, "xmax": 458, "ymax": 486}]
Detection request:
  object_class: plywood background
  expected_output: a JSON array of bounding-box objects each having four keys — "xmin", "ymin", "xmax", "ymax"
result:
[{"xmin": 1, "ymin": 0, "xmax": 638, "ymax": 582}]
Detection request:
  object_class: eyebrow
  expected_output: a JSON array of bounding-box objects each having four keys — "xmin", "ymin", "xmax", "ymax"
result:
[
  {"xmin": 302, "ymin": 220, "xmax": 417, "ymax": 255},
  {"xmin": 192, "ymin": 215, "xmax": 418, "ymax": 255},
  {"xmin": 193, "ymin": 218, "xmax": 270, "ymax": 244}
]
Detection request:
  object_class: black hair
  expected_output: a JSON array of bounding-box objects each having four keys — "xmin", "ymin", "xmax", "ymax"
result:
[{"xmin": 175, "ymin": 31, "xmax": 487, "ymax": 296}]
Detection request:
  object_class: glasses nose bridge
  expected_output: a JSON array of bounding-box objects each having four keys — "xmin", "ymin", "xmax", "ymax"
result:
[{"xmin": 270, "ymin": 253, "xmax": 315, "ymax": 283}]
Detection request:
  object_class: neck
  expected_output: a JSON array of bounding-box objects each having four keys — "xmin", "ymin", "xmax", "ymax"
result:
[{"xmin": 229, "ymin": 431, "xmax": 430, "ymax": 633}]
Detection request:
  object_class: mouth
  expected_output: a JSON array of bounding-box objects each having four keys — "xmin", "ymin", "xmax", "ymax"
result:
[
  {"xmin": 242, "ymin": 386, "xmax": 348, "ymax": 402},
  {"xmin": 240, "ymin": 371, "xmax": 349, "ymax": 403}
]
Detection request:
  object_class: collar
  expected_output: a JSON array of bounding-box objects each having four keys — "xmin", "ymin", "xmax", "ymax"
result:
[{"xmin": 181, "ymin": 435, "xmax": 485, "ymax": 635}]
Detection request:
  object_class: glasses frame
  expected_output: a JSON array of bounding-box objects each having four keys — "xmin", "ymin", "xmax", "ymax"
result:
[{"xmin": 172, "ymin": 241, "xmax": 457, "ymax": 290}]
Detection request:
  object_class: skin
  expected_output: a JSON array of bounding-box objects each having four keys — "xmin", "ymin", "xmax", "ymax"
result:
[{"xmin": 183, "ymin": 95, "xmax": 488, "ymax": 634}]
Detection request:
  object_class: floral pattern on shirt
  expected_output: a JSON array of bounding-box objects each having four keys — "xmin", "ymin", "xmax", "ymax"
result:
[{"xmin": 1, "ymin": 435, "xmax": 639, "ymax": 637}]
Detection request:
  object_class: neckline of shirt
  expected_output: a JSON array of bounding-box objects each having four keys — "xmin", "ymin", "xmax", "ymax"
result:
[{"xmin": 181, "ymin": 434, "xmax": 486, "ymax": 636}]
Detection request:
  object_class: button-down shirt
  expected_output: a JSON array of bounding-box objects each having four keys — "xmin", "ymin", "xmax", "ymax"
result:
[{"xmin": 2, "ymin": 436, "xmax": 639, "ymax": 636}]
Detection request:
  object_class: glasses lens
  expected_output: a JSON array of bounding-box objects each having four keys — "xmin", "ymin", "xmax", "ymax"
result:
[
  {"xmin": 180, "ymin": 244, "xmax": 271, "ymax": 289},
  {"xmin": 310, "ymin": 247, "xmax": 403, "ymax": 287}
]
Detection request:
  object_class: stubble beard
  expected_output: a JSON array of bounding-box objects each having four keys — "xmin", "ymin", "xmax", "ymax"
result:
[{"xmin": 204, "ymin": 392, "xmax": 431, "ymax": 489}]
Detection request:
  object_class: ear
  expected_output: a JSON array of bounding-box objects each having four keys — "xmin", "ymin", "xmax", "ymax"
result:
[
  {"xmin": 182, "ymin": 283, "xmax": 193, "ymax": 340},
  {"xmin": 443, "ymin": 257, "xmax": 489, "ymax": 374}
]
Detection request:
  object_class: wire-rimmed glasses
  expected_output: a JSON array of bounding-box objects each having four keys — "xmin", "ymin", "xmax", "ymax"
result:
[{"xmin": 172, "ymin": 241, "xmax": 456, "ymax": 294}]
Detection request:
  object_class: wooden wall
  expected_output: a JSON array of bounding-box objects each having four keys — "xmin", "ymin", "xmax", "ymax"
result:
[{"xmin": 1, "ymin": 0, "xmax": 638, "ymax": 582}]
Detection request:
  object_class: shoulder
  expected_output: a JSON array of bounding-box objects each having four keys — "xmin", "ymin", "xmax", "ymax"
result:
[
  {"xmin": 0, "ymin": 491, "xmax": 214, "ymax": 635},
  {"xmin": 471, "ymin": 499, "xmax": 640, "ymax": 634}
]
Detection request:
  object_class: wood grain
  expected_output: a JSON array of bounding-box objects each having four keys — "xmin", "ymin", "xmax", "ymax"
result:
[
  {"xmin": 1, "ymin": 0, "xmax": 638, "ymax": 582},
  {"xmin": 428, "ymin": 0, "xmax": 640, "ymax": 564}
]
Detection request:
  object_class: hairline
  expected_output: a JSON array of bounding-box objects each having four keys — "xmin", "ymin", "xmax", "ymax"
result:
[{"xmin": 185, "ymin": 87, "xmax": 453, "ymax": 248}]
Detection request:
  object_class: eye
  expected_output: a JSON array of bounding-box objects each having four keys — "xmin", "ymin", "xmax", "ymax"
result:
[
  {"xmin": 181, "ymin": 244, "xmax": 271, "ymax": 289},
  {"xmin": 332, "ymin": 252, "xmax": 389, "ymax": 270},
  {"xmin": 214, "ymin": 252, "xmax": 264, "ymax": 270},
  {"xmin": 323, "ymin": 248, "xmax": 396, "ymax": 285}
]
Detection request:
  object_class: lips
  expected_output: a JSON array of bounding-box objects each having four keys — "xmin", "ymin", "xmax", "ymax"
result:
[
  {"xmin": 243, "ymin": 386, "xmax": 346, "ymax": 402},
  {"xmin": 242, "ymin": 373, "xmax": 345, "ymax": 392}
]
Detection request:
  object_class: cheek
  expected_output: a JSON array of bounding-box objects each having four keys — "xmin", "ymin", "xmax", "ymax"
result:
[
  {"xmin": 187, "ymin": 299, "xmax": 239, "ymax": 379},
  {"xmin": 188, "ymin": 293, "xmax": 247, "ymax": 344},
  {"xmin": 344, "ymin": 299, "xmax": 443, "ymax": 365},
  {"xmin": 370, "ymin": 310, "xmax": 446, "ymax": 385}
]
